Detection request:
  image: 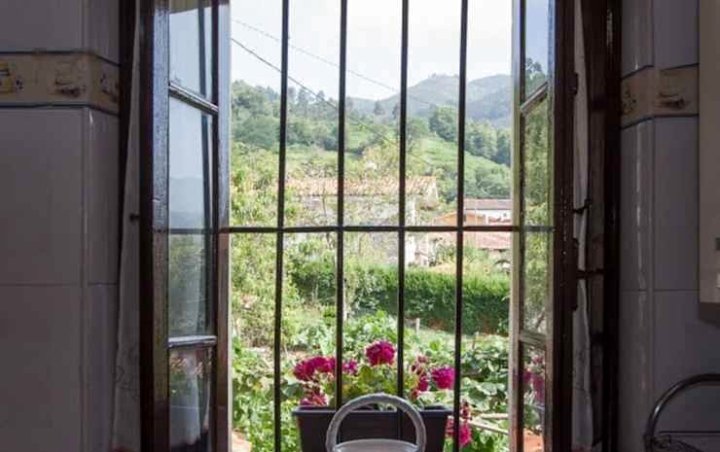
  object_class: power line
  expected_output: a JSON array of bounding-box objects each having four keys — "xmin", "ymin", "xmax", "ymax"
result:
[
  {"xmin": 231, "ymin": 37, "xmax": 399, "ymax": 148},
  {"xmin": 232, "ymin": 18, "xmax": 437, "ymax": 109}
]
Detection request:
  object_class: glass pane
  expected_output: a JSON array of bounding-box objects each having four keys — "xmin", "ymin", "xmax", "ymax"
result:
[
  {"xmin": 522, "ymin": 99, "xmax": 551, "ymax": 226},
  {"xmin": 170, "ymin": 347, "xmax": 213, "ymax": 451},
  {"xmin": 344, "ymin": 0, "xmax": 401, "ymax": 226},
  {"xmin": 406, "ymin": 0, "xmax": 461, "ymax": 227},
  {"xmin": 229, "ymin": 234, "xmax": 276, "ymax": 448},
  {"xmin": 170, "ymin": 0, "xmax": 213, "ymax": 98},
  {"xmin": 464, "ymin": 0, "xmax": 513, "ymax": 226},
  {"xmin": 523, "ymin": 0, "xmax": 550, "ymax": 96},
  {"xmin": 343, "ymin": 233, "xmax": 398, "ymax": 401},
  {"xmin": 522, "ymin": 344, "xmax": 546, "ymax": 451},
  {"xmin": 230, "ymin": 0, "xmax": 281, "ymax": 227},
  {"xmin": 169, "ymin": 235, "xmax": 210, "ymax": 336},
  {"xmin": 452, "ymin": 233, "xmax": 512, "ymax": 450},
  {"xmin": 169, "ymin": 99, "xmax": 213, "ymax": 336},
  {"xmin": 284, "ymin": 0, "xmax": 340, "ymax": 227},
  {"xmin": 522, "ymin": 232, "xmax": 551, "ymax": 334},
  {"xmin": 282, "ymin": 233, "xmax": 337, "ymax": 451}
]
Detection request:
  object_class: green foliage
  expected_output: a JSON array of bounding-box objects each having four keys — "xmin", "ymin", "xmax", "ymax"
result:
[
  {"xmin": 288, "ymin": 261, "xmax": 509, "ymax": 335},
  {"xmin": 429, "ymin": 106, "xmax": 458, "ymax": 142}
]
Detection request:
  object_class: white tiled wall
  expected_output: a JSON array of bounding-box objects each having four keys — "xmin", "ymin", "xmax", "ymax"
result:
[
  {"xmin": 620, "ymin": 1, "xmax": 720, "ymax": 450},
  {"xmin": 0, "ymin": 1, "xmax": 120, "ymax": 451}
]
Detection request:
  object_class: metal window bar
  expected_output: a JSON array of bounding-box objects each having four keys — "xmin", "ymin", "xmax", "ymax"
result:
[
  {"xmin": 225, "ymin": 0, "xmax": 517, "ymax": 449},
  {"xmin": 335, "ymin": 0, "xmax": 348, "ymax": 411},
  {"xmin": 273, "ymin": 0, "xmax": 290, "ymax": 448}
]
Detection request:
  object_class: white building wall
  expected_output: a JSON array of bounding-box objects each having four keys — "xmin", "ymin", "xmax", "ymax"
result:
[
  {"xmin": 0, "ymin": 1, "xmax": 120, "ymax": 451},
  {"xmin": 620, "ymin": 0, "xmax": 720, "ymax": 450}
]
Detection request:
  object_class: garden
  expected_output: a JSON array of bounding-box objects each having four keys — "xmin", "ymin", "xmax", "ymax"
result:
[{"xmin": 225, "ymin": 62, "xmax": 548, "ymax": 449}]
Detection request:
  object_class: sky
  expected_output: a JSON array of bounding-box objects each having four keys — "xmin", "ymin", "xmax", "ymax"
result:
[{"xmin": 229, "ymin": 0, "xmax": 521, "ymax": 101}]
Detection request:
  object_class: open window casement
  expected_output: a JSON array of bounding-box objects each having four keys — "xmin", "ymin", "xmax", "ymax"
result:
[{"xmin": 138, "ymin": 0, "xmax": 576, "ymax": 450}]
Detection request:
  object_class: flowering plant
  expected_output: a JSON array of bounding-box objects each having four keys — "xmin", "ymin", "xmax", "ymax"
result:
[{"xmin": 292, "ymin": 339, "xmax": 476, "ymax": 447}]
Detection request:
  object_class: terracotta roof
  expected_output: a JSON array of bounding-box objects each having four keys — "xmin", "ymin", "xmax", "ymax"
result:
[
  {"xmin": 287, "ymin": 176, "xmax": 437, "ymax": 197},
  {"xmin": 464, "ymin": 198, "xmax": 512, "ymax": 211},
  {"xmin": 466, "ymin": 231, "xmax": 512, "ymax": 250}
]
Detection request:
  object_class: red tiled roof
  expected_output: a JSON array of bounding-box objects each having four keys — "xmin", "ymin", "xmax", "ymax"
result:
[{"xmin": 464, "ymin": 198, "xmax": 512, "ymax": 211}]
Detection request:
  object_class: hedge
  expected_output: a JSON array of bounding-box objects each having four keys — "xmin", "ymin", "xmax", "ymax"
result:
[{"xmin": 288, "ymin": 262, "xmax": 509, "ymax": 335}]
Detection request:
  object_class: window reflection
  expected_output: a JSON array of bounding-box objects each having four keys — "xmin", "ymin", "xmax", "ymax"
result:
[
  {"xmin": 170, "ymin": 0, "xmax": 213, "ymax": 98},
  {"xmin": 170, "ymin": 348, "xmax": 213, "ymax": 452}
]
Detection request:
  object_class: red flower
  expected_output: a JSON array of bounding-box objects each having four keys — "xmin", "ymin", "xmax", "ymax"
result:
[
  {"xmin": 293, "ymin": 356, "xmax": 334, "ymax": 381},
  {"xmin": 300, "ymin": 390, "xmax": 328, "ymax": 407},
  {"xmin": 417, "ymin": 375, "xmax": 429, "ymax": 392},
  {"xmin": 431, "ymin": 367, "xmax": 455, "ymax": 390},
  {"xmin": 365, "ymin": 340, "xmax": 396, "ymax": 366},
  {"xmin": 293, "ymin": 360, "xmax": 315, "ymax": 381},
  {"xmin": 343, "ymin": 359, "xmax": 359, "ymax": 375},
  {"xmin": 446, "ymin": 418, "xmax": 473, "ymax": 448}
]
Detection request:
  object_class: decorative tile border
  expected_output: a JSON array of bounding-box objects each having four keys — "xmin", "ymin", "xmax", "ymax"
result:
[
  {"xmin": 0, "ymin": 51, "xmax": 118, "ymax": 114},
  {"xmin": 621, "ymin": 65, "xmax": 698, "ymax": 128}
]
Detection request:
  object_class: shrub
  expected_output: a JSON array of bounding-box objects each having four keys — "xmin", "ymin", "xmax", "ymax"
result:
[{"xmin": 288, "ymin": 262, "xmax": 509, "ymax": 335}]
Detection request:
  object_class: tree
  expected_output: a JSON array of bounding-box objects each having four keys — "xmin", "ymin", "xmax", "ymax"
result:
[
  {"xmin": 373, "ymin": 101, "xmax": 385, "ymax": 116},
  {"xmin": 297, "ymin": 87, "xmax": 311, "ymax": 115},
  {"xmin": 466, "ymin": 121, "xmax": 497, "ymax": 160},
  {"xmin": 429, "ymin": 106, "xmax": 458, "ymax": 142},
  {"xmin": 495, "ymin": 129, "xmax": 511, "ymax": 166},
  {"xmin": 234, "ymin": 115, "xmax": 278, "ymax": 150},
  {"xmin": 407, "ymin": 117, "xmax": 429, "ymax": 151}
]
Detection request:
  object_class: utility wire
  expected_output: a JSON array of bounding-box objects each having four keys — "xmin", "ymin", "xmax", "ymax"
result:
[
  {"xmin": 232, "ymin": 18, "xmax": 437, "ymax": 109},
  {"xmin": 231, "ymin": 37, "xmax": 399, "ymax": 148}
]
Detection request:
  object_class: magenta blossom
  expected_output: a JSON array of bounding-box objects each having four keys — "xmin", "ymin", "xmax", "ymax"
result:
[
  {"xmin": 417, "ymin": 375, "xmax": 429, "ymax": 392},
  {"xmin": 293, "ymin": 360, "xmax": 315, "ymax": 381},
  {"xmin": 431, "ymin": 367, "xmax": 455, "ymax": 390},
  {"xmin": 343, "ymin": 359, "xmax": 359, "ymax": 375},
  {"xmin": 293, "ymin": 356, "xmax": 334, "ymax": 381},
  {"xmin": 445, "ymin": 418, "xmax": 472, "ymax": 448},
  {"xmin": 365, "ymin": 340, "xmax": 396, "ymax": 366},
  {"xmin": 300, "ymin": 390, "xmax": 328, "ymax": 407}
]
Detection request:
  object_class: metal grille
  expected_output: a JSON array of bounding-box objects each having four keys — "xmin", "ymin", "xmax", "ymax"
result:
[{"xmin": 221, "ymin": 0, "xmax": 541, "ymax": 450}]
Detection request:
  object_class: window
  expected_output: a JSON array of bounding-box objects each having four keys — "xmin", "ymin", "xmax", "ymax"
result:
[{"xmin": 140, "ymin": 0, "xmax": 576, "ymax": 451}]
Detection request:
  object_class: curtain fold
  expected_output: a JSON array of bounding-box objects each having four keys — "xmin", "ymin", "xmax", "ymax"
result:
[
  {"xmin": 112, "ymin": 1, "xmax": 141, "ymax": 450},
  {"xmin": 572, "ymin": 0, "xmax": 593, "ymax": 450}
]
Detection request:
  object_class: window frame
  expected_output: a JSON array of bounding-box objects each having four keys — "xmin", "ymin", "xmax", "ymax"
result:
[
  {"xmin": 132, "ymin": 0, "xmax": 625, "ymax": 450},
  {"xmin": 139, "ymin": 0, "xmax": 231, "ymax": 450}
]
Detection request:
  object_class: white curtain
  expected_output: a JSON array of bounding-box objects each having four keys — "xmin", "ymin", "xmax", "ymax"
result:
[
  {"xmin": 112, "ymin": 1, "xmax": 141, "ymax": 450},
  {"xmin": 572, "ymin": 0, "xmax": 593, "ymax": 450}
]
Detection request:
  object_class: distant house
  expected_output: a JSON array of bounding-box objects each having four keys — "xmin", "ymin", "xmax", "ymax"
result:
[
  {"xmin": 434, "ymin": 198, "xmax": 512, "ymax": 228},
  {"xmin": 432, "ymin": 198, "xmax": 512, "ymax": 254},
  {"xmin": 287, "ymin": 176, "xmax": 439, "ymax": 225}
]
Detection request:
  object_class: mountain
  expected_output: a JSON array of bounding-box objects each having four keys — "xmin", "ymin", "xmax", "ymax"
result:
[{"xmin": 350, "ymin": 74, "xmax": 511, "ymax": 128}]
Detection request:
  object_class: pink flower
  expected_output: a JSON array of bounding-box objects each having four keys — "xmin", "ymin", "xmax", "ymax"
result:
[
  {"xmin": 365, "ymin": 340, "xmax": 396, "ymax": 366},
  {"xmin": 293, "ymin": 360, "xmax": 315, "ymax": 381},
  {"xmin": 343, "ymin": 359, "xmax": 359, "ymax": 375},
  {"xmin": 431, "ymin": 367, "xmax": 455, "ymax": 390},
  {"xmin": 445, "ymin": 418, "xmax": 473, "ymax": 448},
  {"xmin": 310, "ymin": 356, "xmax": 334, "ymax": 374},
  {"xmin": 300, "ymin": 390, "xmax": 328, "ymax": 407},
  {"xmin": 532, "ymin": 374, "xmax": 545, "ymax": 404},
  {"xmin": 417, "ymin": 375, "xmax": 429, "ymax": 392},
  {"xmin": 293, "ymin": 356, "xmax": 334, "ymax": 381}
]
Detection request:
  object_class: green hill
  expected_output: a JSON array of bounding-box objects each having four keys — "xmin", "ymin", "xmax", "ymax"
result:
[{"xmin": 350, "ymin": 73, "xmax": 511, "ymax": 127}]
